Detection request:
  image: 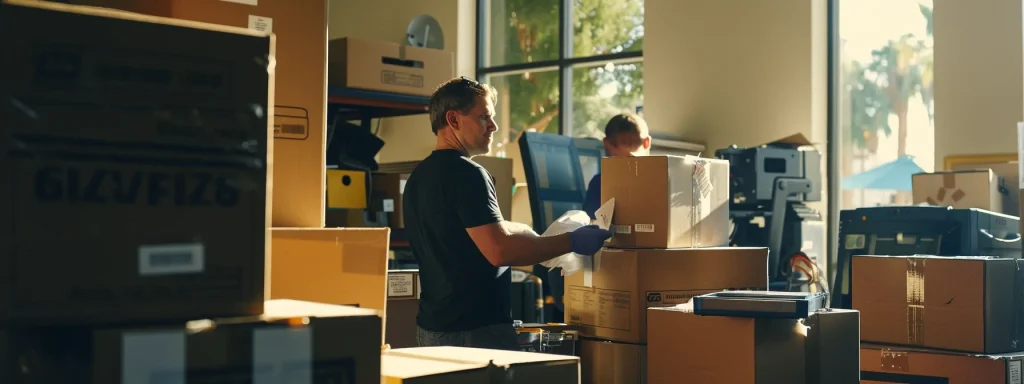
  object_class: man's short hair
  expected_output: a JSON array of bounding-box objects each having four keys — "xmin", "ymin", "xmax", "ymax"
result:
[
  {"xmin": 428, "ymin": 77, "xmax": 498, "ymax": 135},
  {"xmin": 604, "ymin": 112, "xmax": 649, "ymax": 147}
]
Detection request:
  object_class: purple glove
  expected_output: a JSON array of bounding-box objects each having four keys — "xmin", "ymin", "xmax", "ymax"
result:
[{"xmin": 569, "ymin": 225, "xmax": 613, "ymax": 256}]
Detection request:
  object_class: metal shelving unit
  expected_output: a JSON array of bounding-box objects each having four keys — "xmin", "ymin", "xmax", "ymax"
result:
[{"xmin": 325, "ymin": 87, "xmax": 427, "ymax": 250}]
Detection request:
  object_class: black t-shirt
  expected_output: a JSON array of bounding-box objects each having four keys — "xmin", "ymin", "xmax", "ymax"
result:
[{"xmin": 403, "ymin": 149, "xmax": 512, "ymax": 332}]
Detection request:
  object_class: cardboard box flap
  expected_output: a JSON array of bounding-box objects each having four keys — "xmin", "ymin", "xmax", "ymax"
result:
[
  {"xmin": 389, "ymin": 346, "xmax": 579, "ymax": 367},
  {"xmin": 913, "ymin": 169, "xmax": 994, "ymax": 176},
  {"xmin": 381, "ymin": 353, "xmax": 492, "ymax": 379},
  {"xmin": 260, "ymin": 299, "xmax": 380, "ymax": 318},
  {"xmin": 861, "ymin": 342, "xmax": 1024, "ymax": 359},
  {"xmin": 763, "ymin": 133, "xmax": 813, "ymax": 148}
]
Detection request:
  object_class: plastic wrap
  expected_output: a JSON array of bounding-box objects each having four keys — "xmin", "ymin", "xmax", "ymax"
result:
[{"xmin": 539, "ymin": 210, "xmax": 592, "ymax": 276}]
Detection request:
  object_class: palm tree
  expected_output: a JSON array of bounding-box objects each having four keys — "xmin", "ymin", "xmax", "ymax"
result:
[
  {"xmin": 867, "ymin": 34, "xmax": 926, "ymax": 157},
  {"xmin": 846, "ymin": 60, "xmax": 892, "ymax": 154}
]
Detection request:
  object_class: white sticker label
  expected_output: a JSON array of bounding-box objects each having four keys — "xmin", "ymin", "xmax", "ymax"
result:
[
  {"xmin": 122, "ymin": 331, "xmax": 186, "ymax": 384},
  {"xmin": 382, "ymin": 199, "xmax": 395, "ymax": 213},
  {"xmin": 388, "ymin": 273, "xmax": 415, "ymax": 297},
  {"xmin": 635, "ymin": 224, "xmax": 655, "ymax": 233},
  {"xmin": 253, "ymin": 327, "xmax": 312, "ymax": 384},
  {"xmin": 138, "ymin": 244, "xmax": 205, "ymax": 276},
  {"xmin": 248, "ymin": 15, "xmax": 273, "ymax": 33},
  {"xmin": 613, "ymin": 225, "xmax": 632, "ymax": 234},
  {"xmin": 1010, "ymin": 360, "xmax": 1022, "ymax": 384},
  {"xmin": 221, "ymin": 0, "xmax": 257, "ymax": 5}
]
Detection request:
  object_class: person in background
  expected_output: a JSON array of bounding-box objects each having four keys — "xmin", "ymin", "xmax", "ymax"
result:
[
  {"xmin": 582, "ymin": 112, "xmax": 652, "ymax": 219},
  {"xmin": 403, "ymin": 77, "xmax": 613, "ymax": 351},
  {"xmin": 548, "ymin": 112, "xmax": 652, "ymax": 315}
]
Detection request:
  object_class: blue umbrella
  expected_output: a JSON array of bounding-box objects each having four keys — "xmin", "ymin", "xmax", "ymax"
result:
[{"xmin": 842, "ymin": 155, "xmax": 925, "ymax": 191}]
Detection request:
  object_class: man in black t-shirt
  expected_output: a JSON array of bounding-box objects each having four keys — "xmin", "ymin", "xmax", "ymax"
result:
[{"xmin": 403, "ymin": 77, "xmax": 612, "ymax": 350}]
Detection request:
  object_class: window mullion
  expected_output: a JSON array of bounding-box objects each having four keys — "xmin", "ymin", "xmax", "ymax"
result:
[{"xmin": 559, "ymin": 0, "xmax": 574, "ymax": 136}]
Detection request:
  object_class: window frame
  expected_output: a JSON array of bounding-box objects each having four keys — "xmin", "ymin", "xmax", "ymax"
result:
[{"xmin": 475, "ymin": 0, "xmax": 645, "ymax": 137}]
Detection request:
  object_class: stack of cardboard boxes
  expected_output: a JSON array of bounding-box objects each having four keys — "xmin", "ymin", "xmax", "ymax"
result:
[
  {"xmin": 3, "ymin": 1, "xmax": 584, "ymax": 382},
  {"xmin": 848, "ymin": 124, "xmax": 1024, "ymax": 383},
  {"xmin": 564, "ymin": 155, "xmax": 771, "ymax": 382},
  {"xmin": 0, "ymin": 1, "xmax": 386, "ymax": 382},
  {"xmin": 70, "ymin": 0, "xmax": 395, "ymax": 338}
]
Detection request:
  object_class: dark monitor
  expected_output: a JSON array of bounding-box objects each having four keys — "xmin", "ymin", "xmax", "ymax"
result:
[{"xmin": 518, "ymin": 132, "xmax": 604, "ymax": 232}]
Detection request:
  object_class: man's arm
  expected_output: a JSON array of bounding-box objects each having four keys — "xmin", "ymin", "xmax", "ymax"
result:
[
  {"xmin": 453, "ymin": 163, "xmax": 572, "ymax": 267},
  {"xmin": 466, "ymin": 221, "xmax": 572, "ymax": 267}
]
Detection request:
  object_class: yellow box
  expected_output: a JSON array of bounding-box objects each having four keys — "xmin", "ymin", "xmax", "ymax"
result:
[{"xmin": 326, "ymin": 169, "xmax": 367, "ymax": 209}]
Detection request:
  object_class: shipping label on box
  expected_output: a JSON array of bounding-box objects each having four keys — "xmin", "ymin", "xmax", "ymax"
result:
[{"xmin": 388, "ymin": 270, "xmax": 419, "ymax": 299}]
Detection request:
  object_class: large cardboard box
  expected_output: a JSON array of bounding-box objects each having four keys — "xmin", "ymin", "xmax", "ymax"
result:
[
  {"xmin": 269, "ymin": 228, "xmax": 390, "ymax": 320},
  {"xmin": 328, "ymin": 37, "xmax": 455, "ymax": 97},
  {"xmin": 5, "ymin": 300, "xmax": 382, "ymax": 384},
  {"xmin": 861, "ymin": 344, "xmax": 1024, "ymax": 384},
  {"xmin": 912, "ymin": 170, "xmax": 1006, "ymax": 212},
  {"xmin": 564, "ymin": 247, "xmax": 768, "ymax": 343},
  {"xmin": 602, "ymin": 155, "xmax": 730, "ymax": 249},
  {"xmin": 386, "ymin": 346, "xmax": 581, "ymax": 383},
  {"xmin": 0, "ymin": 0, "xmax": 271, "ymax": 324},
  {"xmin": 580, "ymin": 338, "xmax": 647, "ymax": 384},
  {"xmin": 73, "ymin": 0, "xmax": 330, "ymax": 228},
  {"xmin": 647, "ymin": 305, "xmax": 861, "ymax": 384},
  {"xmin": 853, "ymin": 255, "xmax": 1024, "ymax": 354}
]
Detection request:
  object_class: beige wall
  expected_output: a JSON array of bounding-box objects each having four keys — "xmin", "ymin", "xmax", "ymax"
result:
[
  {"xmin": 645, "ymin": 0, "xmax": 829, "ymax": 270},
  {"xmin": 328, "ymin": 0, "xmax": 475, "ymax": 163},
  {"xmin": 644, "ymin": 0, "xmax": 828, "ymax": 153},
  {"xmin": 932, "ymin": 0, "xmax": 1023, "ymax": 170}
]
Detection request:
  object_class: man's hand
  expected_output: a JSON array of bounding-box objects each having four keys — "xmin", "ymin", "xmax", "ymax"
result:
[{"xmin": 569, "ymin": 225, "xmax": 613, "ymax": 256}]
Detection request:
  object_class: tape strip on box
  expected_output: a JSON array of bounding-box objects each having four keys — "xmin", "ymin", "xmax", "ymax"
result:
[{"xmin": 906, "ymin": 258, "xmax": 926, "ymax": 346}]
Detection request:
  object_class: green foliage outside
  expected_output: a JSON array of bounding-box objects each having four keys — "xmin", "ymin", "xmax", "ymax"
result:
[
  {"xmin": 483, "ymin": 0, "xmax": 645, "ymax": 145},
  {"xmin": 844, "ymin": 3, "xmax": 933, "ymax": 156}
]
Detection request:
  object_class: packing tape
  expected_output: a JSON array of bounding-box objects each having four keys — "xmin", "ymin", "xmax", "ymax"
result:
[
  {"xmin": 253, "ymin": 324, "xmax": 313, "ymax": 384},
  {"xmin": 688, "ymin": 157, "xmax": 714, "ymax": 247},
  {"xmin": 583, "ymin": 257, "xmax": 593, "ymax": 287},
  {"xmin": 582, "ymin": 251, "xmax": 603, "ymax": 288},
  {"xmin": 942, "ymin": 173, "xmax": 956, "ymax": 189},
  {"xmin": 122, "ymin": 330, "xmax": 186, "ymax": 384},
  {"xmin": 906, "ymin": 258, "xmax": 926, "ymax": 346},
  {"xmin": 880, "ymin": 349, "xmax": 910, "ymax": 372}
]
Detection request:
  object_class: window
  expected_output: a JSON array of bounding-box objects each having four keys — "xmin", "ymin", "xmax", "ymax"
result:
[
  {"xmin": 835, "ymin": 0, "xmax": 934, "ymax": 209},
  {"xmin": 477, "ymin": 0, "xmax": 645, "ymax": 156}
]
